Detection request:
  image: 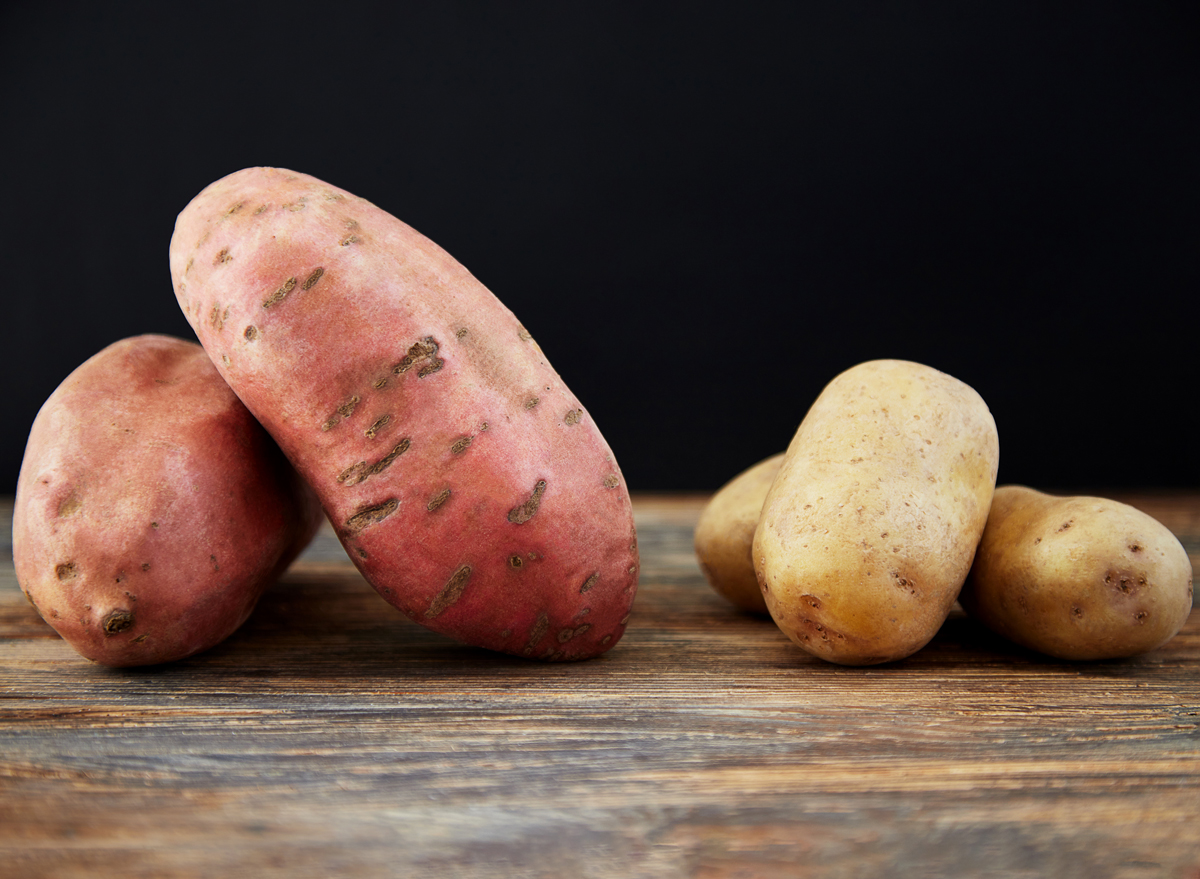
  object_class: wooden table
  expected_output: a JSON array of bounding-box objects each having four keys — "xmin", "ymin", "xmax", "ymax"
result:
[{"xmin": 2, "ymin": 493, "xmax": 1199, "ymax": 879}]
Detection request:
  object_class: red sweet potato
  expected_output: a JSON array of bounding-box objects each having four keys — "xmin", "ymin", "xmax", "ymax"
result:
[
  {"xmin": 168, "ymin": 168, "xmax": 638, "ymax": 659},
  {"xmin": 13, "ymin": 334, "xmax": 321, "ymax": 666}
]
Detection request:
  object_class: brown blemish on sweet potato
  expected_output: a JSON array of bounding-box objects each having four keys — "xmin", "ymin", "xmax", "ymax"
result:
[
  {"xmin": 55, "ymin": 562, "xmax": 77, "ymax": 581},
  {"xmin": 345, "ymin": 499, "xmax": 399, "ymax": 533},
  {"xmin": 213, "ymin": 248, "xmax": 232, "ymax": 265},
  {"xmin": 322, "ymin": 395, "xmax": 362, "ymax": 430},
  {"xmin": 340, "ymin": 234, "xmax": 360, "ymax": 246},
  {"xmin": 394, "ymin": 337, "xmax": 444, "ymax": 378},
  {"xmin": 564, "ymin": 409, "xmax": 582, "ymax": 425},
  {"xmin": 302, "ymin": 267, "xmax": 325, "ymax": 290},
  {"xmin": 57, "ymin": 494, "xmax": 82, "ymax": 517},
  {"xmin": 456, "ymin": 327, "xmax": 469, "ymax": 339},
  {"xmin": 518, "ymin": 327, "xmax": 533, "ymax": 342},
  {"xmin": 338, "ymin": 439, "xmax": 411, "ymax": 486},
  {"xmin": 365, "ymin": 415, "xmax": 391, "ymax": 439},
  {"xmin": 603, "ymin": 474, "xmax": 620, "ymax": 489},
  {"xmin": 524, "ymin": 611, "xmax": 549, "ymax": 654},
  {"xmin": 450, "ymin": 436, "xmax": 472, "ymax": 455},
  {"xmin": 425, "ymin": 564, "xmax": 473, "ymax": 619},
  {"xmin": 525, "ymin": 396, "xmax": 540, "ymax": 410},
  {"xmin": 102, "ymin": 609, "xmax": 135, "ymax": 636},
  {"xmin": 244, "ymin": 325, "xmax": 258, "ymax": 341},
  {"xmin": 262, "ymin": 276, "xmax": 297, "ymax": 308},
  {"xmin": 508, "ymin": 480, "xmax": 547, "ymax": 524},
  {"xmin": 427, "ymin": 488, "xmax": 451, "ymax": 512},
  {"xmin": 580, "ymin": 572, "xmax": 599, "ymax": 594}
]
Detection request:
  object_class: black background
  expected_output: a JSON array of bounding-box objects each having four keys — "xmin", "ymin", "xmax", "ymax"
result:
[{"xmin": 2, "ymin": 2, "xmax": 1197, "ymax": 494}]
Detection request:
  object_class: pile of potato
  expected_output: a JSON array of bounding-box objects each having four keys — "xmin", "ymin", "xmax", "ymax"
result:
[
  {"xmin": 13, "ymin": 167, "xmax": 1193, "ymax": 669},
  {"xmin": 14, "ymin": 168, "xmax": 639, "ymax": 666},
  {"xmin": 695, "ymin": 359, "xmax": 1194, "ymax": 663}
]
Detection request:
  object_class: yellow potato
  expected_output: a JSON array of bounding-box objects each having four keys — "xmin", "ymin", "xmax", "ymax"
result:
[
  {"xmin": 694, "ymin": 454, "xmax": 783, "ymax": 614},
  {"xmin": 960, "ymin": 486, "xmax": 1194, "ymax": 660},
  {"xmin": 753, "ymin": 360, "xmax": 999, "ymax": 665}
]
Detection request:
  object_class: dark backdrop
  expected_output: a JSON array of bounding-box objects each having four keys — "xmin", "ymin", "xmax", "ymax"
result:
[{"xmin": 2, "ymin": 2, "xmax": 1197, "ymax": 493}]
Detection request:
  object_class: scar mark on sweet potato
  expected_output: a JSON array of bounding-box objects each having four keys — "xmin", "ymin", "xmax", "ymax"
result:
[
  {"xmin": 58, "ymin": 495, "xmax": 82, "ymax": 517},
  {"xmin": 224, "ymin": 202, "xmax": 244, "ymax": 217},
  {"xmin": 427, "ymin": 488, "xmax": 451, "ymax": 512},
  {"xmin": 345, "ymin": 499, "xmax": 399, "ymax": 533},
  {"xmin": 393, "ymin": 337, "xmax": 444, "ymax": 378},
  {"xmin": 322, "ymin": 396, "xmax": 362, "ymax": 430},
  {"xmin": 508, "ymin": 480, "xmax": 547, "ymax": 524},
  {"xmin": 603, "ymin": 474, "xmax": 620, "ymax": 489},
  {"xmin": 564, "ymin": 409, "xmax": 582, "ymax": 425},
  {"xmin": 524, "ymin": 612, "xmax": 550, "ymax": 654},
  {"xmin": 1057, "ymin": 520, "xmax": 1074, "ymax": 533},
  {"xmin": 262, "ymin": 276, "xmax": 297, "ymax": 308},
  {"xmin": 55, "ymin": 562, "xmax": 77, "ymax": 581},
  {"xmin": 338, "ymin": 439, "xmax": 411, "ymax": 486},
  {"xmin": 365, "ymin": 415, "xmax": 391, "ymax": 439},
  {"xmin": 518, "ymin": 327, "xmax": 533, "ymax": 342},
  {"xmin": 302, "ymin": 267, "xmax": 325, "ymax": 290},
  {"xmin": 340, "ymin": 234, "xmax": 360, "ymax": 246},
  {"xmin": 214, "ymin": 248, "xmax": 232, "ymax": 265},
  {"xmin": 525, "ymin": 396, "xmax": 540, "ymax": 410},
  {"xmin": 102, "ymin": 609, "xmax": 134, "ymax": 636},
  {"xmin": 456, "ymin": 327, "xmax": 469, "ymax": 339},
  {"xmin": 450, "ymin": 436, "xmax": 472, "ymax": 455},
  {"xmin": 425, "ymin": 564, "xmax": 473, "ymax": 618},
  {"xmin": 254, "ymin": 204, "xmax": 269, "ymax": 215},
  {"xmin": 580, "ymin": 573, "xmax": 599, "ymax": 594},
  {"xmin": 209, "ymin": 305, "xmax": 229, "ymax": 330},
  {"xmin": 558, "ymin": 624, "xmax": 591, "ymax": 643},
  {"xmin": 244, "ymin": 325, "xmax": 258, "ymax": 341}
]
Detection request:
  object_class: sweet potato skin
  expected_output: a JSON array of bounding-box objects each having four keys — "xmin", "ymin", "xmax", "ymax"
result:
[
  {"xmin": 13, "ymin": 335, "xmax": 321, "ymax": 666},
  {"xmin": 169, "ymin": 168, "xmax": 638, "ymax": 659}
]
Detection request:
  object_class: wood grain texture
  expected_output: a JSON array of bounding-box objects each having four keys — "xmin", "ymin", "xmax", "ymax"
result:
[{"xmin": 2, "ymin": 493, "xmax": 1199, "ymax": 879}]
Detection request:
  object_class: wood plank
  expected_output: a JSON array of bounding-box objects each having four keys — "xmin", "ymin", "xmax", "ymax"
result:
[{"xmin": 2, "ymin": 494, "xmax": 1199, "ymax": 878}]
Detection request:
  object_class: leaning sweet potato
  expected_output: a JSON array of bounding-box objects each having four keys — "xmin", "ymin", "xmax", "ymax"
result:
[
  {"xmin": 13, "ymin": 334, "xmax": 321, "ymax": 666},
  {"xmin": 169, "ymin": 168, "xmax": 638, "ymax": 660}
]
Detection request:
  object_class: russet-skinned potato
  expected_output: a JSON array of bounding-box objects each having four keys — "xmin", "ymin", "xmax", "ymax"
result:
[
  {"xmin": 753, "ymin": 360, "xmax": 999, "ymax": 665},
  {"xmin": 960, "ymin": 485, "xmax": 1193, "ymax": 660},
  {"xmin": 694, "ymin": 454, "xmax": 783, "ymax": 615}
]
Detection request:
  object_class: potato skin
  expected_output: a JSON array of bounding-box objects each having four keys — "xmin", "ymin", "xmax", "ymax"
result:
[
  {"xmin": 694, "ymin": 454, "xmax": 783, "ymax": 614},
  {"xmin": 960, "ymin": 486, "xmax": 1194, "ymax": 660},
  {"xmin": 13, "ymin": 335, "xmax": 321, "ymax": 667},
  {"xmin": 169, "ymin": 168, "xmax": 638, "ymax": 660},
  {"xmin": 753, "ymin": 360, "xmax": 999, "ymax": 665}
]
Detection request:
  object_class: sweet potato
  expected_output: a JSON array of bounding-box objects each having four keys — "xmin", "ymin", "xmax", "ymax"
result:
[
  {"xmin": 13, "ymin": 335, "xmax": 321, "ymax": 666},
  {"xmin": 168, "ymin": 168, "xmax": 638, "ymax": 660}
]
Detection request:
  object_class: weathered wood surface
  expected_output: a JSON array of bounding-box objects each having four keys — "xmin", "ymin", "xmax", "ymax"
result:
[{"xmin": 2, "ymin": 493, "xmax": 1199, "ymax": 879}]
